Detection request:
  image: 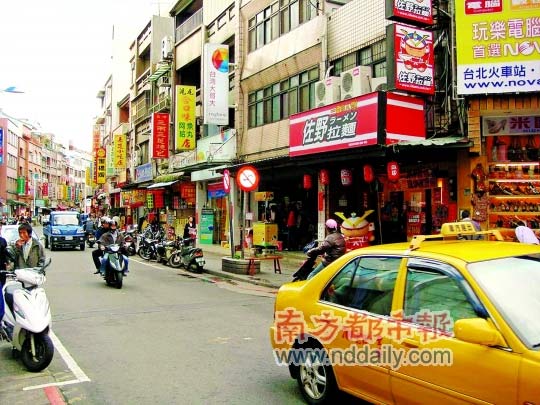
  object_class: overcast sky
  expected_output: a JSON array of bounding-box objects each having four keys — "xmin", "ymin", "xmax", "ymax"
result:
[{"xmin": 0, "ymin": 0, "xmax": 173, "ymax": 151}]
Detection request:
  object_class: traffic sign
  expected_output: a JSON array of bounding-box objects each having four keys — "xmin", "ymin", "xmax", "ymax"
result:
[
  {"xmin": 236, "ymin": 165, "xmax": 259, "ymax": 192},
  {"xmin": 223, "ymin": 169, "xmax": 230, "ymax": 193}
]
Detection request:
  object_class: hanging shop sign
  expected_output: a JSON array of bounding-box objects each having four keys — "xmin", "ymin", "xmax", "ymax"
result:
[
  {"xmin": 92, "ymin": 125, "xmax": 102, "ymax": 151},
  {"xmin": 208, "ymin": 182, "xmax": 226, "ymax": 198},
  {"xmin": 223, "ymin": 169, "xmax": 231, "ymax": 193},
  {"xmin": 386, "ymin": 23, "xmax": 435, "ymax": 95},
  {"xmin": 385, "ymin": 0, "xmax": 433, "ymax": 26},
  {"xmin": 255, "ymin": 191, "xmax": 274, "ymax": 201},
  {"xmin": 482, "ymin": 115, "xmax": 540, "ymax": 136},
  {"xmin": 135, "ymin": 163, "xmax": 153, "ymax": 183},
  {"xmin": 203, "ymin": 43, "xmax": 229, "ymax": 126},
  {"xmin": 16, "ymin": 177, "xmax": 26, "ymax": 195},
  {"xmin": 113, "ymin": 133, "xmax": 127, "ymax": 168},
  {"xmin": 455, "ymin": 0, "xmax": 540, "ymax": 95},
  {"xmin": 0, "ymin": 128, "xmax": 3, "ymax": 165},
  {"xmin": 341, "ymin": 169, "xmax": 353, "ymax": 186},
  {"xmin": 96, "ymin": 147, "xmax": 106, "ymax": 184},
  {"xmin": 151, "ymin": 112, "xmax": 170, "ymax": 159},
  {"xmin": 387, "ymin": 161, "xmax": 401, "ymax": 181},
  {"xmin": 319, "ymin": 169, "xmax": 330, "ymax": 185},
  {"xmin": 175, "ymin": 85, "xmax": 196, "ymax": 151},
  {"xmin": 289, "ymin": 92, "xmax": 426, "ymax": 156}
]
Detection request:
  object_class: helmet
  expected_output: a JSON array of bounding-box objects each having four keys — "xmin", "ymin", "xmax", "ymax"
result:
[
  {"xmin": 109, "ymin": 219, "xmax": 118, "ymax": 227},
  {"xmin": 325, "ymin": 219, "xmax": 338, "ymax": 229}
]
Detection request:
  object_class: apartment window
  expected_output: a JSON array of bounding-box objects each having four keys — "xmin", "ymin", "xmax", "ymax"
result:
[
  {"xmin": 332, "ymin": 39, "xmax": 387, "ymax": 78},
  {"xmin": 248, "ymin": 0, "xmax": 315, "ymax": 52},
  {"xmin": 247, "ymin": 66, "xmax": 319, "ymax": 128}
]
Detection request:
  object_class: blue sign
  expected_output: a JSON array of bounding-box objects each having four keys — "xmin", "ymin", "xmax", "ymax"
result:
[
  {"xmin": 135, "ymin": 163, "xmax": 153, "ymax": 183},
  {"xmin": 0, "ymin": 128, "xmax": 3, "ymax": 165}
]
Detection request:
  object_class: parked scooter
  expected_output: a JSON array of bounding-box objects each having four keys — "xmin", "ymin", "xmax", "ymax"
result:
[
  {"xmin": 99, "ymin": 244, "xmax": 126, "ymax": 289},
  {"xmin": 167, "ymin": 237, "xmax": 205, "ymax": 273},
  {"xmin": 86, "ymin": 231, "xmax": 96, "ymax": 248},
  {"xmin": 123, "ymin": 229, "xmax": 137, "ymax": 256},
  {"xmin": 0, "ymin": 258, "xmax": 54, "ymax": 372}
]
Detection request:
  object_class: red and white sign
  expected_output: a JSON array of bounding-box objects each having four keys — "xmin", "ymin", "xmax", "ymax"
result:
[
  {"xmin": 385, "ymin": 92, "xmax": 425, "ymax": 144},
  {"xmin": 464, "ymin": 0, "xmax": 502, "ymax": 14},
  {"xmin": 152, "ymin": 112, "xmax": 170, "ymax": 159},
  {"xmin": 388, "ymin": 23, "xmax": 435, "ymax": 95},
  {"xmin": 236, "ymin": 165, "xmax": 259, "ymax": 192},
  {"xmin": 387, "ymin": 0, "xmax": 433, "ymax": 25},
  {"xmin": 289, "ymin": 93, "xmax": 380, "ymax": 157},
  {"xmin": 223, "ymin": 169, "xmax": 231, "ymax": 193},
  {"xmin": 289, "ymin": 92, "xmax": 425, "ymax": 156}
]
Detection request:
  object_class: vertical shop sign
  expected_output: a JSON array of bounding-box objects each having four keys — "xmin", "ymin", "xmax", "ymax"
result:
[
  {"xmin": 387, "ymin": 23, "xmax": 435, "ymax": 95},
  {"xmin": 17, "ymin": 177, "xmax": 26, "ymax": 194},
  {"xmin": 175, "ymin": 85, "xmax": 196, "ymax": 151},
  {"xmin": 203, "ymin": 43, "xmax": 229, "ymax": 126},
  {"xmin": 96, "ymin": 148, "xmax": 106, "ymax": 184},
  {"xmin": 386, "ymin": 0, "xmax": 433, "ymax": 25},
  {"xmin": 42, "ymin": 182, "xmax": 49, "ymax": 197},
  {"xmin": 0, "ymin": 128, "xmax": 3, "ymax": 165},
  {"xmin": 92, "ymin": 125, "xmax": 102, "ymax": 151},
  {"xmin": 456, "ymin": 0, "xmax": 540, "ymax": 94},
  {"xmin": 113, "ymin": 133, "xmax": 127, "ymax": 169},
  {"xmin": 200, "ymin": 208, "xmax": 215, "ymax": 244},
  {"xmin": 151, "ymin": 112, "xmax": 170, "ymax": 158}
]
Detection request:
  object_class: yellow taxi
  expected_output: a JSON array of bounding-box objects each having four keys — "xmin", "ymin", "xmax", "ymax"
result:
[{"xmin": 270, "ymin": 222, "xmax": 540, "ymax": 404}]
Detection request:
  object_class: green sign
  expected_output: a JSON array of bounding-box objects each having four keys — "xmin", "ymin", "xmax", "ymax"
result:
[
  {"xmin": 35, "ymin": 199, "xmax": 45, "ymax": 207},
  {"xmin": 17, "ymin": 177, "xmax": 26, "ymax": 194},
  {"xmin": 200, "ymin": 208, "xmax": 214, "ymax": 245}
]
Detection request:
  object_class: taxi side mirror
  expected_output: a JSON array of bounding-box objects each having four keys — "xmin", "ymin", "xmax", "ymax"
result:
[{"xmin": 454, "ymin": 318, "xmax": 506, "ymax": 347}]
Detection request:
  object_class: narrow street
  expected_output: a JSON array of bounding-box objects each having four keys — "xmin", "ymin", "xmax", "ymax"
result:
[{"xmin": 1, "ymin": 245, "xmax": 304, "ymax": 404}]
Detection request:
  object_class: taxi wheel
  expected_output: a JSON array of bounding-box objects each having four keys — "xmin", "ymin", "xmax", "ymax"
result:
[{"xmin": 296, "ymin": 342, "xmax": 337, "ymax": 404}]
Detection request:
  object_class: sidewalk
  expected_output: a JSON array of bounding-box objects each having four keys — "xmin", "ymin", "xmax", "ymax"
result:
[{"xmin": 200, "ymin": 244, "xmax": 306, "ymax": 289}]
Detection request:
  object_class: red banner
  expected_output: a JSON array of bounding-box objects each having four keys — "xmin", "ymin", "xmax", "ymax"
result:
[
  {"xmin": 289, "ymin": 93, "xmax": 380, "ymax": 157},
  {"xmin": 152, "ymin": 112, "xmax": 170, "ymax": 159},
  {"xmin": 42, "ymin": 182, "xmax": 49, "ymax": 197},
  {"xmin": 385, "ymin": 92, "xmax": 425, "ymax": 144}
]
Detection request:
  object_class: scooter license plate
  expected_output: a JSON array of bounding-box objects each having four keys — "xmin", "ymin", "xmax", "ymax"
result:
[{"xmin": 195, "ymin": 258, "xmax": 204, "ymax": 264}]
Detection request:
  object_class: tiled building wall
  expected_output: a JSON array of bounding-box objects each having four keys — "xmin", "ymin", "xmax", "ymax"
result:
[{"xmin": 327, "ymin": 0, "xmax": 387, "ymax": 60}]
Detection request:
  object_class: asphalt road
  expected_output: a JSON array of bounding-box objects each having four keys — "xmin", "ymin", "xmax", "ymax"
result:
[{"xmin": 1, "ymin": 241, "xmax": 306, "ymax": 404}]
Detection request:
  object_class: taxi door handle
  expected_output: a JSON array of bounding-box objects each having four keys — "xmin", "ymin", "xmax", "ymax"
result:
[{"xmin": 401, "ymin": 338, "xmax": 419, "ymax": 348}]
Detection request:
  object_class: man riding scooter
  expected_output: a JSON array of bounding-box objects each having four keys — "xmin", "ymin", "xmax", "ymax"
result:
[
  {"xmin": 98, "ymin": 219, "xmax": 129, "ymax": 276},
  {"xmin": 92, "ymin": 216, "xmax": 110, "ymax": 274}
]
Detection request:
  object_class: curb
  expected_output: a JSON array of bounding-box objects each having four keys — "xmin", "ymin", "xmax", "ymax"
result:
[{"xmin": 203, "ymin": 268, "xmax": 281, "ymax": 290}]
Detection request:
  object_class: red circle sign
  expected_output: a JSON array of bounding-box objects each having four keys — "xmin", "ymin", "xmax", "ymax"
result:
[
  {"xmin": 236, "ymin": 165, "xmax": 259, "ymax": 192},
  {"xmin": 223, "ymin": 169, "xmax": 231, "ymax": 193}
]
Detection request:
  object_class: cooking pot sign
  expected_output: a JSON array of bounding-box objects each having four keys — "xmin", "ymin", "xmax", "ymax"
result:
[{"xmin": 387, "ymin": 22, "xmax": 434, "ymax": 95}]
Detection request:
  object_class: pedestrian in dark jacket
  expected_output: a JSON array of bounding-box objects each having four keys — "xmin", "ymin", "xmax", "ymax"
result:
[
  {"xmin": 0, "ymin": 224, "xmax": 12, "ymax": 320},
  {"xmin": 307, "ymin": 219, "xmax": 346, "ymax": 279}
]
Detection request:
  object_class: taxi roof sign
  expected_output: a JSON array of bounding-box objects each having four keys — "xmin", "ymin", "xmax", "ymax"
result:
[{"xmin": 408, "ymin": 221, "xmax": 504, "ymax": 251}]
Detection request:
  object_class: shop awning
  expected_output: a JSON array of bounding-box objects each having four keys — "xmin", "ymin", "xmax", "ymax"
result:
[
  {"xmin": 147, "ymin": 180, "xmax": 179, "ymax": 189},
  {"xmin": 7, "ymin": 199, "xmax": 28, "ymax": 207},
  {"xmin": 389, "ymin": 137, "xmax": 472, "ymax": 151}
]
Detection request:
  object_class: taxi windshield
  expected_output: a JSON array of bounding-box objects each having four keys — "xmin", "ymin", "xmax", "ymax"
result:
[{"xmin": 468, "ymin": 255, "xmax": 540, "ymax": 350}]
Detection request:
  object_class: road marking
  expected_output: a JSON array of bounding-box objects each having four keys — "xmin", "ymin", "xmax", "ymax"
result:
[{"xmin": 23, "ymin": 330, "xmax": 90, "ymax": 391}]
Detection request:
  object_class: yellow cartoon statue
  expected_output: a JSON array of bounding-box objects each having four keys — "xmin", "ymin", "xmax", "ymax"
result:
[{"xmin": 335, "ymin": 210, "xmax": 375, "ymax": 251}]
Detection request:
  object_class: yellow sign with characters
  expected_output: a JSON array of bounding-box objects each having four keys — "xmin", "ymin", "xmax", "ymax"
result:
[
  {"xmin": 455, "ymin": 0, "xmax": 540, "ymax": 94},
  {"xmin": 175, "ymin": 85, "xmax": 196, "ymax": 151},
  {"xmin": 113, "ymin": 133, "xmax": 127, "ymax": 169},
  {"xmin": 255, "ymin": 192, "xmax": 274, "ymax": 201}
]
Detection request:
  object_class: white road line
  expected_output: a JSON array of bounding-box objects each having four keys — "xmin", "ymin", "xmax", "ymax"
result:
[{"xmin": 23, "ymin": 330, "xmax": 91, "ymax": 391}]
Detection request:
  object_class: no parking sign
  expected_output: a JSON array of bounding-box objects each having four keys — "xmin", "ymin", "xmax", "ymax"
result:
[{"xmin": 236, "ymin": 165, "xmax": 259, "ymax": 192}]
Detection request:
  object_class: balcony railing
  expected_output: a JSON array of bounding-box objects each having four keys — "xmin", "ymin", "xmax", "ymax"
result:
[
  {"xmin": 175, "ymin": 8, "xmax": 203, "ymax": 43},
  {"xmin": 151, "ymin": 94, "xmax": 171, "ymax": 113}
]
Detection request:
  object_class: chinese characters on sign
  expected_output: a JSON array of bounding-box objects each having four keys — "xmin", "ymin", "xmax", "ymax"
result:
[
  {"xmin": 113, "ymin": 133, "xmax": 127, "ymax": 168},
  {"xmin": 482, "ymin": 115, "xmax": 540, "ymax": 136},
  {"xmin": 175, "ymin": 85, "xmax": 196, "ymax": 151},
  {"xmin": 96, "ymin": 147, "xmax": 106, "ymax": 184},
  {"xmin": 151, "ymin": 112, "xmax": 170, "ymax": 158},
  {"xmin": 203, "ymin": 43, "xmax": 229, "ymax": 126},
  {"xmin": 387, "ymin": 23, "xmax": 435, "ymax": 95},
  {"xmin": 386, "ymin": 0, "xmax": 433, "ymax": 25},
  {"xmin": 456, "ymin": 0, "xmax": 540, "ymax": 94},
  {"xmin": 92, "ymin": 125, "xmax": 102, "ymax": 151}
]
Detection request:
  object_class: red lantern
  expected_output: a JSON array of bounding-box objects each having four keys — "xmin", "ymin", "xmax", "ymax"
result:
[
  {"xmin": 303, "ymin": 174, "xmax": 312, "ymax": 190},
  {"xmin": 341, "ymin": 169, "xmax": 352, "ymax": 186},
  {"xmin": 319, "ymin": 169, "xmax": 329, "ymax": 185},
  {"xmin": 387, "ymin": 161, "xmax": 400, "ymax": 181},
  {"xmin": 363, "ymin": 164, "xmax": 374, "ymax": 183}
]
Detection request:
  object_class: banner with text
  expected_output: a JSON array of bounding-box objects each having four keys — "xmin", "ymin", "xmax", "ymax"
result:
[
  {"xmin": 152, "ymin": 112, "xmax": 170, "ymax": 158},
  {"xmin": 175, "ymin": 85, "xmax": 196, "ymax": 151},
  {"xmin": 203, "ymin": 43, "xmax": 229, "ymax": 126}
]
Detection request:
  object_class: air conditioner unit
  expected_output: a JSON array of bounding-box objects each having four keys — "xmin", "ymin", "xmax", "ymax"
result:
[
  {"xmin": 370, "ymin": 77, "xmax": 388, "ymax": 92},
  {"xmin": 314, "ymin": 77, "xmax": 341, "ymax": 107},
  {"xmin": 161, "ymin": 36, "xmax": 173, "ymax": 60},
  {"xmin": 157, "ymin": 76, "xmax": 170, "ymax": 88},
  {"xmin": 340, "ymin": 66, "xmax": 372, "ymax": 99}
]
